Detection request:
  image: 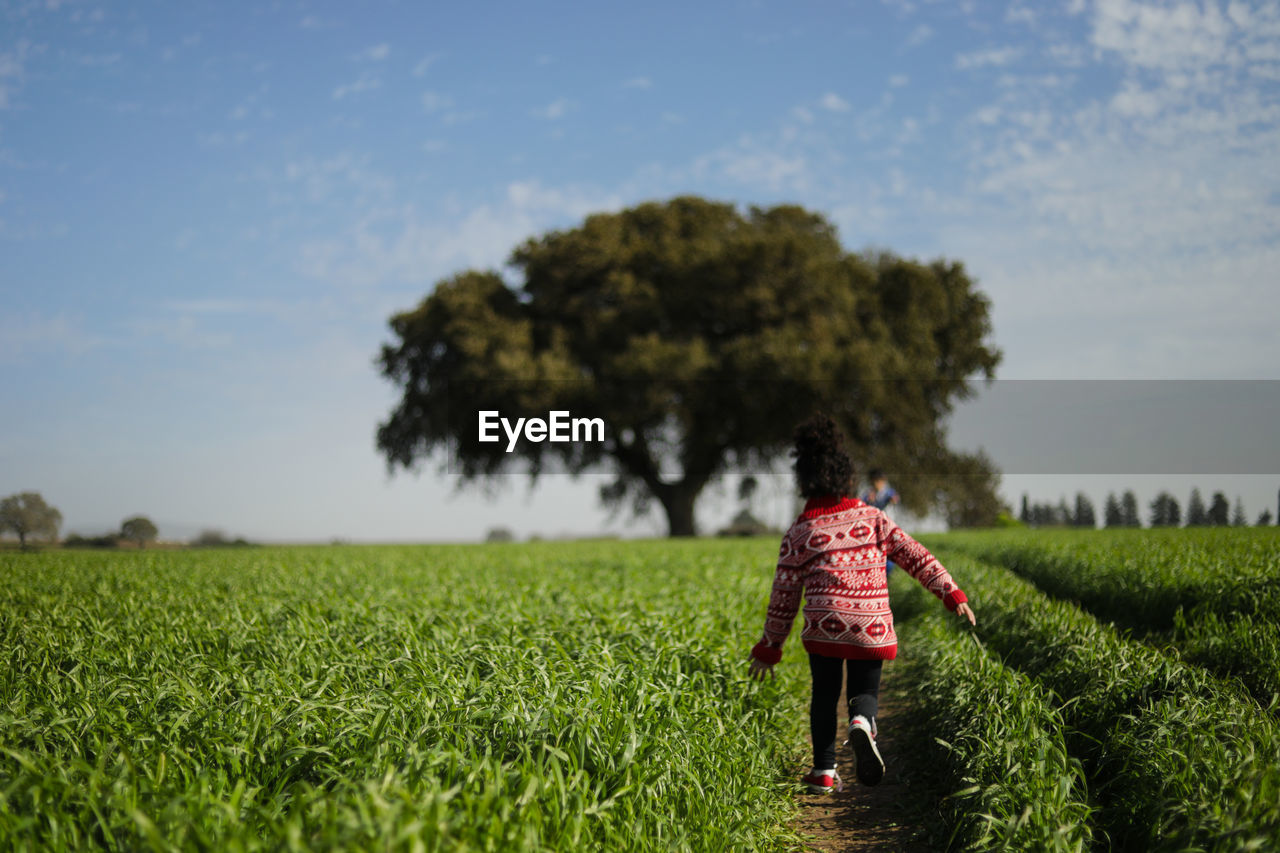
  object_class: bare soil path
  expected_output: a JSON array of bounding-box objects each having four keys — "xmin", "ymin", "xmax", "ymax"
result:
[{"xmin": 792, "ymin": 667, "xmax": 935, "ymax": 852}]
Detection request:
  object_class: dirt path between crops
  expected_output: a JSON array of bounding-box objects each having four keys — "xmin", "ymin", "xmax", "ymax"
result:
[{"xmin": 792, "ymin": 667, "xmax": 934, "ymax": 852}]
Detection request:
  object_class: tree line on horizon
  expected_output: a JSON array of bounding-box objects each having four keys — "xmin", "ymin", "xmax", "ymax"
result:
[
  {"xmin": 0, "ymin": 491, "xmax": 255, "ymax": 550},
  {"xmin": 1019, "ymin": 488, "xmax": 1276, "ymax": 529}
]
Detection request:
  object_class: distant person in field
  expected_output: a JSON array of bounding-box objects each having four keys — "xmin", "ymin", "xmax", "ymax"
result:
[
  {"xmin": 860, "ymin": 469, "xmax": 899, "ymax": 516},
  {"xmin": 861, "ymin": 469, "xmax": 901, "ymax": 576},
  {"xmin": 748, "ymin": 415, "xmax": 976, "ymax": 794}
]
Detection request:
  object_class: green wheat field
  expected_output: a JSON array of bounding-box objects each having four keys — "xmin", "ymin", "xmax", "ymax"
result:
[{"xmin": 3, "ymin": 530, "xmax": 1279, "ymax": 851}]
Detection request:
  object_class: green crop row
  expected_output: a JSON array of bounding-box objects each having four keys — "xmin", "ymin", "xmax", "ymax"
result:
[
  {"xmin": 0, "ymin": 541, "xmax": 808, "ymax": 852},
  {"xmin": 932, "ymin": 527, "xmax": 1280, "ymax": 628},
  {"xmin": 922, "ymin": 548, "xmax": 1280, "ymax": 851},
  {"xmin": 932, "ymin": 528, "xmax": 1280, "ymax": 708},
  {"xmin": 889, "ymin": 577, "xmax": 1095, "ymax": 852}
]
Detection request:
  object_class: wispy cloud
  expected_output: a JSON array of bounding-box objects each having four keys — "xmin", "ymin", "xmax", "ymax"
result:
[
  {"xmin": 935, "ymin": 0, "xmax": 1280, "ymax": 375},
  {"xmin": 441, "ymin": 110, "xmax": 481, "ymax": 126},
  {"xmin": 1005, "ymin": 3, "xmax": 1036, "ymax": 26},
  {"xmin": 227, "ymin": 88, "xmax": 272, "ymax": 122},
  {"xmin": 819, "ymin": 92, "xmax": 851, "ymax": 112},
  {"xmin": 197, "ymin": 130, "xmax": 250, "ymax": 148},
  {"xmin": 74, "ymin": 51, "xmax": 122, "ymax": 67},
  {"xmin": 0, "ymin": 40, "xmax": 36, "ymax": 109},
  {"xmin": 160, "ymin": 33, "xmax": 201, "ymax": 62},
  {"xmin": 622, "ymin": 76, "xmax": 651, "ymax": 89},
  {"xmin": 956, "ymin": 46, "xmax": 1023, "ymax": 69},
  {"xmin": 280, "ymin": 152, "xmax": 393, "ymax": 206},
  {"xmin": 531, "ymin": 97, "xmax": 571, "ymax": 120},
  {"xmin": 695, "ymin": 133, "xmax": 812, "ymax": 193},
  {"xmin": 1090, "ymin": 0, "xmax": 1258, "ymax": 72},
  {"xmin": 412, "ymin": 53, "xmax": 442, "ymax": 76},
  {"xmin": 297, "ymin": 180, "xmax": 621, "ymax": 289},
  {"xmin": 905, "ymin": 24, "xmax": 934, "ymax": 46},
  {"xmin": 332, "ymin": 73, "xmax": 380, "ymax": 100},
  {"xmin": 164, "ymin": 298, "xmax": 293, "ymax": 317},
  {"xmin": 355, "ymin": 43, "xmax": 390, "ymax": 62},
  {"xmin": 0, "ymin": 312, "xmax": 101, "ymax": 362},
  {"xmin": 421, "ymin": 91, "xmax": 453, "ymax": 113}
]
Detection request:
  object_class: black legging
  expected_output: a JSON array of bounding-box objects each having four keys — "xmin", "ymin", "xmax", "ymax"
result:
[{"xmin": 808, "ymin": 653, "xmax": 883, "ymax": 769}]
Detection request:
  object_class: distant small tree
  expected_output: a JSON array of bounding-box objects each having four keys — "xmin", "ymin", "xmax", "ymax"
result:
[
  {"xmin": 1149, "ymin": 491, "xmax": 1181, "ymax": 527},
  {"xmin": 1186, "ymin": 488, "xmax": 1207, "ymax": 526},
  {"xmin": 1207, "ymin": 492, "xmax": 1230, "ymax": 526},
  {"xmin": 718, "ymin": 508, "xmax": 773, "ymax": 537},
  {"xmin": 1103, "ymin": 493, "xmax": 1123, "ymax": 528},
  {"xmin": 120, "ymin": 516, "xmax": 159, "ymax": 549},
  {"xmin": 1019, "ymin": 494, "xmax": 1031, "ymax": 525},
  {"xmin": 1259, "ymin": 509, "xmax": 1274, "ymax": 527},
  {"xmin": 1072, "ymin": 492, "xmax": 1096, "ymax": 528},
  {"xmin": 1119, "ymin": 490, "xmax": 1140, "ymax": 527},
  {"xmin": 1230, "ymin": 497, "xmax": 1247, "ymax": 527},
  {"xmin": 485, "ymin": 527, "xmax": 515, "ymax": 543},
  {"xmin": 63, "ymin": 533, "xmax": 119, "ymax": 549},
  {"xmin": 1208, "ymin": 491, "xmax": 1228, "ymax": 525},
  {"xmin": 192, "ymin": 529, "xmax": 229, "ymax": 547},
  {"xmin": 0, "ymin": 492, "xmax": 63, "ymax": 549}
]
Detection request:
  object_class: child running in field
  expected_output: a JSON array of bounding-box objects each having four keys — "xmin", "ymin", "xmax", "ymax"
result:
[{"xmin": 749, "ymin": 415, "xmax": 977, "ymax": 793}]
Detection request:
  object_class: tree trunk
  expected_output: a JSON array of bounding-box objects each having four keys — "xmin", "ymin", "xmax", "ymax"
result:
[{"xmin": 658, "ymin": 484, "xmax": 700, "ymax": 537}]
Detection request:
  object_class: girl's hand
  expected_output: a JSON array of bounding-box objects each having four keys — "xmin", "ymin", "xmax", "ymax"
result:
[
  {"xmin": 748, "ymin": 657, "xmax": 776, "ymax": 681},
  {"xmin": 956, "ymin": 602, "xmax": 977, "ymax": 626}
]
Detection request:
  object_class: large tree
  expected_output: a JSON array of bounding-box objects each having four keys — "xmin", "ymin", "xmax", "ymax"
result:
[
  {"xmin": 377, "ymin": 197, "xmax": 1000, "ymax": 535},
  {"xmin": 0, "ymin": 492, "xmax": 62, "ymax": 549}
]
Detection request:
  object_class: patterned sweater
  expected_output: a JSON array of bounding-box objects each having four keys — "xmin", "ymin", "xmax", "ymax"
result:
[{"xmin": 751, "ymin": 495, "xmax": 968, "ymax": 663}]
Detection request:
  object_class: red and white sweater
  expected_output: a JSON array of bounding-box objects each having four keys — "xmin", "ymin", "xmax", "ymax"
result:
[{"xmin": 751, "ymin": 495, "xmax": 967, "ymax": 663}]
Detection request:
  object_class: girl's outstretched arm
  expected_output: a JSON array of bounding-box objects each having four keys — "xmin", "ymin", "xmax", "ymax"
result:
[{"xmin": 879, "ymin": 514, "xmax": 972, "ymax": 617}]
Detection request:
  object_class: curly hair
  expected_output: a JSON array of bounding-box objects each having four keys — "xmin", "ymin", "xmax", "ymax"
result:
[{"xmin": 792, "ymin": 414, "xmax": 855, "ymax": 498}]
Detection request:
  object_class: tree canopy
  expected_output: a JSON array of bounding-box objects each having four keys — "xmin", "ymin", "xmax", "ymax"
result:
[
  {"xmin": 1149, "ymin": 491, "xmax": 1181, "ymax": 527},
  {"xmin": 377, "ymin": 196, "xmax": 1001, "ymax": 535},
  {"xmin": 121, "ymin": 516, "xmax": 159, "ymax": 549},
  {"xmin": 0, "ymin": 492, "xmax": 62, "ymax": 549}
]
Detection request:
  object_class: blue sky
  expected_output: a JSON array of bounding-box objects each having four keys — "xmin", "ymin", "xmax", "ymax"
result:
[{"xmin": 3, "ymin": 0, "xmax": 1279, "ymax": 541}]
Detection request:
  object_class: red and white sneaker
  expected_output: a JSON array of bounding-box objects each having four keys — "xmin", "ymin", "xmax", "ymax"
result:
[
  {"xmin": 800, "ymin": 767, "xmax": 843, "ymax": 794},
  {"xmin": 846, "ymin": 715, "xmax": 885, "ymax": 786}
]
